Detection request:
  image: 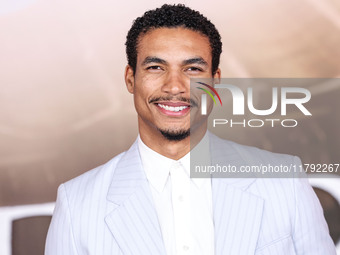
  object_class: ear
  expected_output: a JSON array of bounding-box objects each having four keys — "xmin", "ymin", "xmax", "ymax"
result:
[
  {"xmin": 213, "ymin": 68, "xmax": 221, "ymax": 84},
  {"xmin": 125, "ymin": 65, "xmax": 135, "ymax": 94}
]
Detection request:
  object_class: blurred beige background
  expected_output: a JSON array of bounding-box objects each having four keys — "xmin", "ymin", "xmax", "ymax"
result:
[
  {"xmin": 0, "ymin": 0, "xmax": 339, "ymax": 207},
  {"xmin": 1, "ymin": 0, "xmax": 340, "ymax": 254}
]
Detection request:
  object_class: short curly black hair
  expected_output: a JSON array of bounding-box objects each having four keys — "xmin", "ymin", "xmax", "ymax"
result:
[{"xmin": 125, "ymin": 4, "xmax": 222, "ymax": 75}]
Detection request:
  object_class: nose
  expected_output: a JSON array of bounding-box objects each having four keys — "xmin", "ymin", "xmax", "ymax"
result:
[{"xmin": 161, "ymin": 70, "xmax": 188, "ymax": 95}]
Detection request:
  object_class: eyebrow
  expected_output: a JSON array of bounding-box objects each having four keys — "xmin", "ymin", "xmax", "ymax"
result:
[
  {"xmin": 141, "ymin": 57, "xmax": 167, "ymax": 66},
  {"xmin": 141, "ymin": 56, "xmax": 208, "ymax": 67},
  {"xmin": 182, "ymin": 57, "xmax": 208, "ymax": 67}
]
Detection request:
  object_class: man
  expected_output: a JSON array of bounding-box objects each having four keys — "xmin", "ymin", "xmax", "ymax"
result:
[{"xmin": 45, "ymin": 4, "xmax": 336, "ymax": 255}]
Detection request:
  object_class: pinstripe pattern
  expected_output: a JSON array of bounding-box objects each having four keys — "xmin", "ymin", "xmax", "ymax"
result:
[
  {"xmin": 105, "ymin": 145, "xmax": 166, "ymax": 255},
  {"xmin": 209, "ymin": 134, "xmax": 336, "ymax": 255},
  {"xmin": 45, "ymin": 134, "xmax": 336, "ymax": 255}
]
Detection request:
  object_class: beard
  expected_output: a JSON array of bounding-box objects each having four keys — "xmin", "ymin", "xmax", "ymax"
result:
[{"xmin": 158, "ymin": 128, "xmax": 190, "ymax": 141}]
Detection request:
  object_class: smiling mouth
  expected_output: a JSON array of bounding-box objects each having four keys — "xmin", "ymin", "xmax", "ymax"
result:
[
  {"xmin": 154, "ymin": 101, "xmax": 191, "ymax": 116},
  {"xmin": 157, "ymin": 103, "xmax": 189, "ymax": 112}
]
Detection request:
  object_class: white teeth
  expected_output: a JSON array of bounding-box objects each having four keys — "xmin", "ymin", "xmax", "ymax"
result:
[{"xmin": 158, "ymin": 104, "xmax": 188, "ymax": 112}]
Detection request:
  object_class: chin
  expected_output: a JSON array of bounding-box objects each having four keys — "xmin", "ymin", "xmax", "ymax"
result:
[{"xmin": 158, "ymin": 128, "xmax": 190, "ymax": 141}]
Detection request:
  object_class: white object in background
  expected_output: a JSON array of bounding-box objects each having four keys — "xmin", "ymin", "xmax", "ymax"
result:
[
  {"xmin": 0, "ymin": 202, "xmax": 55, "ymax": 255},
  {"xmin": 308, "ymin": 173, "xmax": 340, "ymax": 255}
]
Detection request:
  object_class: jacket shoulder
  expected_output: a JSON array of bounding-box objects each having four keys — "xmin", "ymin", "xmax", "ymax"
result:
[
  {"xmin": 210, "ymin": 133, "xmax": 297, "ymax": 165},
  {"xmin": 61, "ymin": 151, "xmax": 125, "ymax": 202}
]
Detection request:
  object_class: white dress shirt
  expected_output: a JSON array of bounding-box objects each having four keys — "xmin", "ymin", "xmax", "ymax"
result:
[{"xmin": 138, "ymin": 134, "xmax": 214, "ymax": 255}]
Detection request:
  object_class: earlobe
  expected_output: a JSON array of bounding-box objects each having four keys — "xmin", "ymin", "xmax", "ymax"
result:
[
  {"xmin": 125, "ymin": 65, "xmax": 135, "ymax": 94},
  {"xmin": 213, "ymin": 68, "xmax": 221, "ymax": 84}
]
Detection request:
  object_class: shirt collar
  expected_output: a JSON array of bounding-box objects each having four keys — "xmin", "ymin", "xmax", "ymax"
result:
[
  {"xmin": 137, "ymin": 132, "xmax": 211, "ymax": 192},
  {"xmin": 138, "ymin": 136, "xmax": 174, "ymax": 193}
]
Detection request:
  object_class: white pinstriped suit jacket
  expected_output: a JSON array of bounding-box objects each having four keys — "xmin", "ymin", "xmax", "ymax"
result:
[{"xmin": 45, "ymin": 134, "xmax": 336, "ymax": 255}]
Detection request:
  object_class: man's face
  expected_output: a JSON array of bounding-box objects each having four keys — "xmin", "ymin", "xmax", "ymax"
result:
[{"xmin": 125, "ymin": 27, "xmax": 220, "ymax": 141}]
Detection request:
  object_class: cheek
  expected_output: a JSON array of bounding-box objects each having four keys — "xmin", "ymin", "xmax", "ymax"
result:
[
  {"xmin": 134, "ymin": 86, "xmax": 150, "ymax": 102},
  {"xmin": 133, "ymin": 93, "xmax": 148, "ymax": 117},
  {"xmin": 133, "ymin": 89, "xmax": 146, "ymax": 107},
  {"xmin": 133, "ymin": 71, "xmax": 163, "ymax": 101},
  {"xmin": 136, "ymin": 82, "xmax": 160, "ymax": 99},
  {"xmin": 133, "ymin": 85, "xmax": 155, "ymax": 110}
]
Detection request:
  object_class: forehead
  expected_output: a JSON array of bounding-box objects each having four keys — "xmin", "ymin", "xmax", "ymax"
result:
[{"xmin": 136, "ymin": 27, "xmax": 212, "ymax": 63}]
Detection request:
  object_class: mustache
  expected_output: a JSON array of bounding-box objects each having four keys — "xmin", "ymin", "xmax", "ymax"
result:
[{"xmin": 149, "ymin": 96, "xmax": 198, "ymax": 107}]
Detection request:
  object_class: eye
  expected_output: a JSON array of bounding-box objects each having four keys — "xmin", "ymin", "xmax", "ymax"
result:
[
  {"xmin": 186, "ymin": 67, "xmax": 203, "ymax": 72},
  {"xmin": 146, "ymin": 66, "xmax": 162, "ymax": 70}
]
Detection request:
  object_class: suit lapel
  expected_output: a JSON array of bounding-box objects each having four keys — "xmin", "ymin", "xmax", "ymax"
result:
[
  {"xmin": 105, "ymin": 141, "xmax": 166, "ymax": 255},
  {"xmin": 210, "ymin": 134, "xmax": 264, "ymax": 255},
  {"xmin": 212, "ymin": 179, "xmax": 264, "ymax": 255},
  {"xmin": 105, "ymin": 135, "xmax": 264, "ymax": 254}
]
